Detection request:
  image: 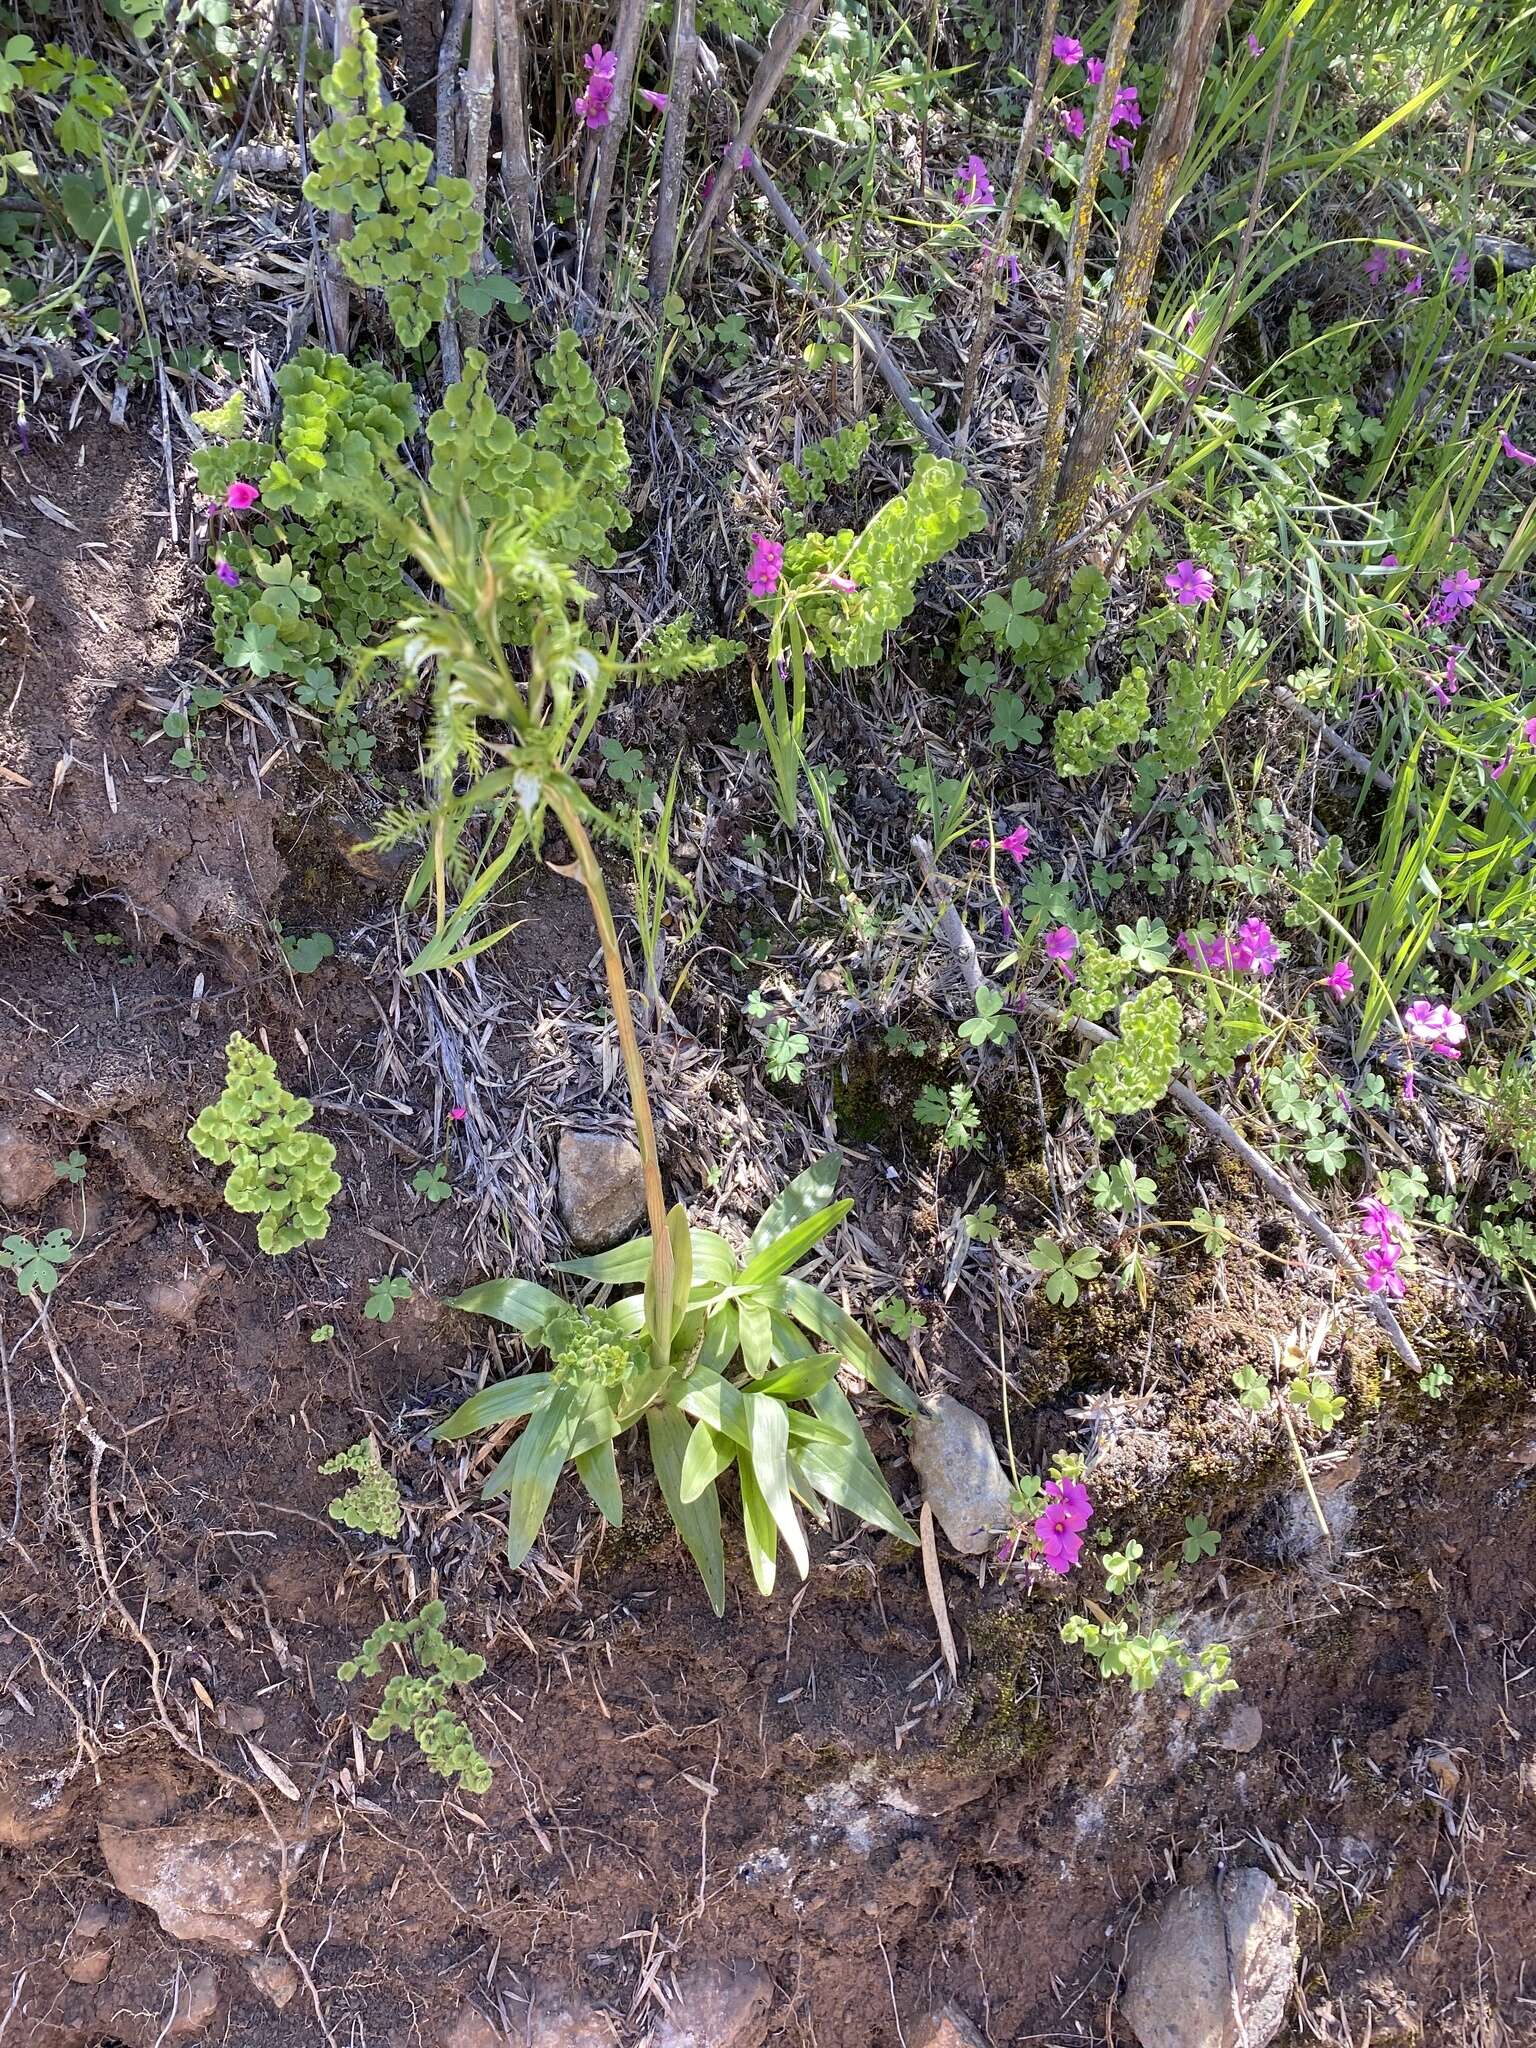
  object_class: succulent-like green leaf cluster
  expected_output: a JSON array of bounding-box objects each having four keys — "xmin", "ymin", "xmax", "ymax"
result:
[
  {"xmin": 1065, "ymin": 933, "xmax": 1134, "ymax": 1024},
  {"xmin": 320, "ymin": 1436, "xmax": 404, "ymax": 1537},
  {"xmin": 1064, "ymin": 980, "xmax": 1184, "ymax": 1136},
  {"xmin": 780, "ymin": 418, "xmax": 871, "ymax": 525},
  {"xmin": 785, "ymin": 454, "xmax": 986, "ymax": 668},
  {"xmin": 641, "ymin": 612, "xmax": 747, "ymax": 680},
  {"xmin": 437, "ymin": 1153, "xmax": 917, "ymax": 1615},
  {"xmin": 338, "ymin": 1600, "xmax": 490, "ymax": 1793},
  {"xmin": 188, "ymin": 1033, "xmax": 341, "ymax": 1254},
  {"xmin": 302, "ymin": 12, "xmax": 480, "ymax": 347},
  {"xmin": 1053, "ymin": 663, "xmax": 1150, "ymax": 778}
]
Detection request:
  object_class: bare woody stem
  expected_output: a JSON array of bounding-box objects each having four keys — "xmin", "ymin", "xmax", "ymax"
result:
[
  {"xmin": 435, "ymin": 0, "xmax": 471, "ymax": 382},
  {"xmin": 580, "ymin": 0, "xmax": 650, "ymax": 300},
  {"xmin": 679, "ymin": 0, "xmax": 822, "ymax": 289},
  {"xmin": 646, "ymin": 0, "xmax": 698, "ymax": 308},
  {"xmin": 495, "ymin": 0, "xmax": 535, "ymax": 269},
  {"xmin": 1039, "ymin": 0, "xmax": 1236, "ymax": 574},
  {"xmin": 318, "ymin": 0, "xmax": 356, "ymax": 353},
  {"xmin": 955, "ymin": 0, "xmax": 1058, "ymax": 445},
  {"xmin": 1024, "ymin": 0, "xmax": 1140, "ymax": 556},
  {"xmin": 460, "ymin": 0, "xmax": 498, "ymax": 306}
]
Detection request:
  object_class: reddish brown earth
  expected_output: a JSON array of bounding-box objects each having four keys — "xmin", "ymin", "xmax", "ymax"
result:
[{"xmin": 1, "ymin": 415, "xmax": 1533, "ymax": 2047}]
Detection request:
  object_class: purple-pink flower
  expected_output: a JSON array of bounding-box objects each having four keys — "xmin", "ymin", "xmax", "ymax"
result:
[
  {"xmin": 1358, "ymin": 1197, "xmax": 1406, "ymax": 1298},
  {"xmin": 1044, "ymin": 926, "xmax": 1078, "ymax": 980},
  {"xmin": 993, "ymin": 821, "xmax": 1032, "ymax": 864},
  {"xmin": 1111, "ymin": 84, "xmax": 1141, "ymax": 129},
  {"xmin": 225, "ymin": 480, "xmax": 259, "ymax": 511},
  {"xmin": 1320, "ymin": 958, "xmax": 1354, "ymax": 999},
  {"xmin": 746, "ymin": 532, "xmax": 783, "ymax": 600},
  {"xmin": 1033, "ymin": 1476, "xmax": 1092, "ymax": 1575},
  {"xmin": 1086, "ymin": 55, "xmax": 1104, "ymax": 83},
  {"xmin": 1052, "ymin": 33, "xmax": 1083, "ymax": 63},
  {"xmin": 1364, "ymin": 247, "xmax": 1391, "ymax": 286},
  {"xmin": 574, "ymin": 43, "xmax": 617, "ymax": 128},
  {"xmin": 638, "ymin": 87, "xmax": 669, "ymax": 112},
  {"xmin": 1165, "ymin": 558, "xmax": 1215, "ymax": 605},
  {"xmin": 1246, "ymin": 31, "xmax": 1264, "ymax": 56},
  {"xmin": 1059, "ymin": 105, "xmax": 1085, "ymax": 141},
  {"xmin": 1231, "ymin": 917, "xmax": 1279, "ymax": 977},
  {"xmin": 1441, "ymin": 567, "xmax": 1480, "ymax": 611},
  {"xmin": 1501, "ymin": 431, "xmax": 1536, "ymax": 467},
  {"xmin": 214, "ymin": 557, "xmax": 239, "ymax": 588},
  {"xmin": 1403, "ymin": 999, "xmax": 1466, "ymax": 1060},
  {"xmin": 450, "ymin": 1105, "xmax": 466, "ymax": 1122},
  {"xmin": 1451, "ymin": 252, "xmax": 1472, "ymax": 286},
  {"xmin": 954, "ymin": 153, "xmax": 995, "ymax": 207}
]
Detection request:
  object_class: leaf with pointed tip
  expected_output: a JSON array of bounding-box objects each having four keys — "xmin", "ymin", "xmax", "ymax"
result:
[
  {"xmin": 744, "ymin": 1391, "xmax": 808, "ymax": 1578},
  {"xmin": 574, "ymin": 1435, "xmax": 623, "ymax": 1525},
  {"xmin": 767, "ymin": 1277, "xmax": 919, "ymax": 1414},
  {"xmin": 738, "ymin": 1295, "xmax": 773, "ymax": 1378},
  {"xmin": 450, "ymin": 1278, "xmax": 565, "ymax": 1340},
  {"xmin": 737, "ymin": 1198, "xmax": 852, "ymax": 1290},
  {"xmin": 737, "ymin": 1454, "xmax": 778, "ymax": 1596},
  {"xmin": 555, "ymin": 1228, "xmax": 736, "ymax": 1292},
  {"xmin": 800, "ymin": 1381, "xmax": 916, "ymax": 1543},
  {"xmin": 744, "ymin": 1153, "xmax": 843, "ymax": 1262},
  {"xmin": 648, "ymin": 1405, "xmax": 725, "ymax": 1615},
  {"xmin": 677, "ymin": 1367, "xmax": 751, "ymax": 1448},
  {"xmin": 753, "ymin": 1355, "xmax": 840, "ymax": 1402},
  {"xmin": 679, "ymin": 1418, "xmax": 735, "ymax": 1503},
  {"xmin": 503, "ymin": 1383, "xmax": 588, "ymax": 1568},
  {"xmin": 434, "ymin": 1372, "xmax": 553, "ymax": 1441}
]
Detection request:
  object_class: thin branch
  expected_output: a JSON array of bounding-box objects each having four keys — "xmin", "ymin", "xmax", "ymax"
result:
[
  {"xmin": 458, "ymin": 0, "xmax": 497, "ymax": 354},
  {"xmin": 317, "ymin": 0, "xmax": 357, "ymax": 354},
  {"xmin": 746, "ymin": 156, "xmax": 957, "ymax": 461},
  {"xmin": 679, "ymin": 0, "xmax": 822, "ymax": 289},
  {"xmin": 955, "ymin": 0, "xmax": 1058, "ymax": 445},
  {"xmin": 495, "ymin": 0, "xmax": 535, "ymax": 270},
  {"xmin": 580, "ymin": 0, "xmax": 650, "ymax": 301},
  {"xmin": 646, "ymin": 0, "xmax": 699, "ymax": 308},
  {"xmin": 435, "ymin": 0, "xmax": 472, "ymax": 382}
]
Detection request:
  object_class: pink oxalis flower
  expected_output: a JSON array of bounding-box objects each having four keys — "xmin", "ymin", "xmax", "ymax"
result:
[
  {"xmin": 1501, "ymin": 432, "xmax": 1536, "ymax": 467},
  {"xmin": 1044, "ymin": 926, "xmax": 1078, "ymax": 980},
  {"xmin": 992, "ymin": 821, "xmax": 1032, "ymax": 864},
  {"xmin": 1247, "ymin": 31, "xmax": 1265, "ymax": 56},
  {"xmin": 1086, "ymin": 55, "xmax": 1105, "ymax": 83},
  {"xmin": 1034, "ymin": 1477, "xmax": 1092, "ymax": 1574},
  {"xmin": 225, "ymin": 480, "xmax": 259, "ymax": 511},
  {"xmin": 746, "ymin": 532, "xmax": 783, "ymax": 599},
  {"xmin": 1165, "ymin": 559, "xmax": 1215, "ymax": 605},
  {"xmin": 638, "ymin": 88, "xmax": 669, "ymax": 112},
  {"xmin": 214, "ymin": 558, "xmax": 239, "ymax": 588},
  {"xmin": 574, "ymin": 43, "xmax": 617, "ymax": 128},
  {"xmin": 1320, "ymin": 958, "xmax": 1354, "ymax": 999},
  {"xmin": 1052, "ymin": 33, "xmax": 1083, "ymax": 62},
  {"xmin": 1358, "ymin": 1197, "xmax": 1407, "ymax": 1298},
  {"xmin": 954, "ymin": 153, "xmax": 995, "ymax": 207},
  {"xmin": 1403, "ymin": 999, "xmax": 1467, "ymax": 1060}
]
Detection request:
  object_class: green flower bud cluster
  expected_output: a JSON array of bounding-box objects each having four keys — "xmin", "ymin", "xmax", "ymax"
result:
[
  {"xmin": 788, "ymin": 453, "xmax": 986, "ymax": 669},
  {"xmin": 547, "ymin": 1307, "xmax": 643, "ymax": 1394},
  {"xmin": 302, "ymin": 13, "xmax": 480, "ymax": 348},
  {"xmin": 338, "ymin": 1600, "xmax": 491, "ymax": 1794},
  {"xmin": 319, "ymin": 1436, "xmax": 404, "ymax": 1537},
  {"xmin": 1064, "ymin": 979, "xmax": 1184, "ymax": 1136},
  {"xmin": 1052, "ymin": 663, "xmax": 1150, "ymax": 778},
  {"xmin": 188, "ymin": 1033, "xmax": 341, "ymax": 1255}
]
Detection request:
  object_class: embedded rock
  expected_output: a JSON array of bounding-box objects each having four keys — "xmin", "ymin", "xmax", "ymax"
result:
[
  {"xmin": 0, "ymin": 1120, "xmax": 57, "ymax": 1212},
  {"xmin": 909, "ymin": 2005, "xmax": 987, "ymax": 2048},
  {"xmin": 440, "ymin": 2007, "xmax": 503, "ymax": 2048},
  {"xmin": 654, "ymin": 1961, "xmax": 771, "ymax": 2048},
  {"xmin": 908, "ymin": 1394, "xmax": 1011, "ymax": 1554},
  {"xmin": 0, "ymin": 1765, "xmax": 82, "ymax": 1849},
  {"xmin": 246, "ymin": 1954, "xmax": 300, "ymax": 2010},
  {"xmin": 557, "ymin": 1129, "xmax": 647, "ymax": 1251},
  {"xmin": 99, "ymin": 1816, "xmax": 307, "ymax": 1951},
  {"xmin": 1122, "ymin": 1867, "xmax": 1298, "ymax": 2048},
  {"xmin": 166, "ymin": 1962, "xmax": 222, "ymax": 2037}
]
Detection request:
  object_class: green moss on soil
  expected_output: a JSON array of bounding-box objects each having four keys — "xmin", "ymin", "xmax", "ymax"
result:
[{"xmin": 946, "ymin": 1604, "xmax": 1057, "ymax": 1770}]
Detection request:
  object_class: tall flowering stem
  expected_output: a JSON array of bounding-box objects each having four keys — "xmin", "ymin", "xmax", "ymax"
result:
[
  {"xmin": 580, "ymin": 0, "xmax": 648, "ymax": 297},
  {"xmin": 646, "ymin": 0, "xmax": 699, "ymax": 307}
]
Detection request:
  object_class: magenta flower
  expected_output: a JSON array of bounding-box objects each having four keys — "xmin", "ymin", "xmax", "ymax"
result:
[
  {"xmin": 1177, "ymin": 930, "xmax": 1232, "ymax": 972},
  {"xmin": 1043, "ymin": 1476, "xmax": 1093, "ymax": 1530},
  {"xmin": 1231, "ymin": 917, "xmax": 1279, "ymax": 976},
  {"xmin": 1165, "ymin": 559, "xmax": 1215, "ymax": 605},
  {"xmin": 225, "ymin": 480, "xmax": 260, "ymax": 511},
  {"xmin": 1403, "ymin": 273, "xmax": 1423, "ymax": 297},
  {"xmin": 1044, "ymin": 926, "xmax": 1078, "ymax": 980},
  {"xmin": 995, "ymin": 249, "xmax": 1021, "ymax": 284},
  {"xmin": 1451, "ymin": 252, "xmax": 1472, "ymax": 285},
  {"xmin": 1110, "ymin": 135, "xmax": 1133, "ymax": 174},
  {"xmin": 1321, "ymin": 958, "xmax": 1354, "ymax": 998},
  {"xmin": 1364, "ymin": 247, "xmax": 1390, "ymax": 286},
  {"xmin": 1429, "ymin": 642, "xmax": 1463, "ymax": 712},
  {"xmin": 450, "ymin": 1105, "xmax": 466, "ymax": 1122},
  {"xmin": 1403, "ymin": 999, "xmax": 1466, "ymax": 1059},
  {"xmin": 1111, "ymin": 85, "xmax": 1141, "ymax": 129},
  {"xmin": 1381, "ymin": 552, "xmax": 1399, "ymax": 568},
  {"xmin": 996, "ymin": 821, "xmax": 1032, "ymax": 864},
  {"xmin": 1440, "ymin": 567, "xmax": 1480, "ymax": 612},
  {"xmin": 1086, "ymin": 55, "xmax": 1104, "ymax": 83},
  {"xmin": 1524, "ymin": 717, "xmax": 1536, "ymax": 748},
  {"xmin": 1059, "ymin": 105, "xmax": 1085, "ymax": 141},
  {"xmin": 1052, "ymin": 33, "xmax": 1083, "ymax": 62},
  {"xmin": 1246, "ymin": 31, "xmax": 1264, "ymax": 55},
  {"xmin": 1358, "ymin": 1197, "xmax": 1406, "ymax": 1298},
  {"xmin": 574, "ymin": 43, "xmax": 617, "ymax": 128},
  {"xmin": 821, "ymin": 571, "xmax": 857, "ymax": 593},
  {"xmin": 954, "ymin": 153, "xmax": 995, "ymax": 207},
  {"xmin": 1501, "ymin": 431, "xmax": 1536, "ymax": 467},
  {"xmin": 746, "ymin": 532, "xmax": 783, "ymax": 600},
  {"xmin": 1033, "ymin": 1505, "xmax": 1085, "ymax": 1573},
  {"xmin": 638, "ymin": 87, "xmax": 669, "ymax": 112},
  {"xmin": 214, "ymin": 558, "xmax": 239, "ymax": 589}
]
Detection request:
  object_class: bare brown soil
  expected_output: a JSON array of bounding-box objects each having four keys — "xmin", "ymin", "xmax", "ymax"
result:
[{"xmin": 1, "ymin": 417, "xmax": 1534, "ymax": 2048}]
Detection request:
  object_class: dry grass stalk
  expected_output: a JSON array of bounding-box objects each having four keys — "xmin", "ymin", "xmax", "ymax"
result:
[
  {"xmin": 646, "ymin": 0, "xmax": 699, "ymax": 308},
  {"xmin": 579, "ymin": 0, "xmax": 651, "ymax": 300}
]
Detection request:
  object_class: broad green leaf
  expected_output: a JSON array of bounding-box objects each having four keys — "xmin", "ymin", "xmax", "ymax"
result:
[
  {"xmin": 744, "ymin": 1153, "xmax": 843, "ymax": 1261},
  {"xmin": 667, "ymin": 1202, "xmax": 692, "ymax": 1336},
  {"xmin": 745, "ymin": 1391, "xmax": 808, "ymax": 1578},
  {"xmin": 648, "ymin": 1405, "xmax": 726, "ymax": 1616},
  {"xmin": 570, "ymin": 1394, "xmax": 621, "ymax": 1456},
  {"xmin": 738, "ymin": 1295, "xmax": 773, "ymax": 1378},
  {"xmin": 503, "ymin": 1383, "xmax": 588, "ymax": 1568},
  {"xmin": 556, "ymin": 1227, "xmax": 736, "ymax": 1292},
  {"xmin": 737, "ymin": 1455, "xmax": 778, "ymax": 1596},
  {"xmin": 695, "ymin": 1299, "xmax": 739, "ymax": 1376},
  {"xmin": 752, "ymin": 1354, "xmax": 840, "ymax": 1401},
  {"xmin": 679, "ymin": 1419, "xmax": 735, "ymax": 1503},
  {"xmin": 768, "ymin": 1311, "xmax": 815, "ymax": 1365},
  {"xmin": 800, "ymin": 1382, "xmax": 917, "ymax": 1544},
  {"xmin": 785, "ymin": 1409, "xmax": 850, "ymax": 1448},
  {"xmin": 574, "ymin": 1436, "xmax": 623, "ymax": 1525},
  {"xmin": 434, "ymin": 1371, "xmax": 554, "ymax": 1441},
  {"xmin": 768, "ymin": 1277, "xmax": 919, "ymax": 1414},
  {"xmin": 677, "ymin": 1367, "xmax": 751, "ymax": 1448},
  {"xmin": 737, "ymin": 1198, "xmax": 852, "ymax": 1290},
  {"xmin": 449, "ymin": 1277, "xmax": 565, "ymax": 1340}
]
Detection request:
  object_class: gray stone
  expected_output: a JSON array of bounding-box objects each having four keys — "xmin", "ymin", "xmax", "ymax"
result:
[
  {"xmin": 245, "ymin": 1954, "xmax": 300, "ymax": 2010},
  {"xmin": 525, "ymin": 1995, "xmax": 619, "ymax": 2047},
  {"xmin": 1123, "ymin": 1868, "xmax": 1298, "ymax": 2048},
  {"xmin": 100, "ymin": 1816, "xmax": 307, "ymax": 1951},
  {"xmin": 909, "ymin": 2005, "xmax": 987, "ymax": 2048},
  {"xmin": 908, "ymin": 1394, "xmax": 1011, "ymax": 1554},
  {"xmin": 1210, "ymin": 1704, "xmax": 1263, "ymax": 1754},
  {"xmin": 166, "ymin": 1962, "xmax": 222, "ymax": 2037},
  {"xmin": 557, "ymin": 1130, "xmax": 647, "ymax": 1251},
  {"xmin": 654, "ymin": 1961, "xmax": 771, "ymax": 2048}
]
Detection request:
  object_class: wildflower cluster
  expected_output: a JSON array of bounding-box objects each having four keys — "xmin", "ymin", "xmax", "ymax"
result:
[
  {"xmin": 747, "ymin": 532, "xmax": 784, "ymax": 598},
  {"xmin": 954, "ymin": 153, "xmax": 994, "ymax": 207},
  {"xmin": 1177, "ymin": 916, "xmax": 1280, "ymax": 976},
  {"xmin": 1358, "ymin": 1196, "xmax": 1407, "ymax": 1298},
  {"xmin": 574, "ymin": 42, "xmax": 617, "ymax": 127},
  {"xmin": 1403, "ymin": 999, "xmax": 1467, "ymax": 1061},
  {"xmin": 1427, "ymin": 567, "xmax": 1480, "ymax": 628},
  {"xmin": 1053, "ymin": 34, "xmax": 1142, "ymax": 169},
  {"xmin": 1034, "ymin": 1476, "xmax": 1092, "ymax": 1572}
]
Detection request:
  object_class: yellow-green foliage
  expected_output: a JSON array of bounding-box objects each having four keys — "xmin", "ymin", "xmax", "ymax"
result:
[
  {"xmin": 320, "ymin": 1436, "xmax": 403, "ymax": 1537},
  {"xmin": 338, "ymin": 1600, "xmax": 490, "ymax": 1793},
  {"xmin": 1065, "ymin": 981, "xmax": 1184, "ymax": 1136},
  {"xmin": 188, "ymin": 1034, "xmax": 341, "ymax": 1255}
]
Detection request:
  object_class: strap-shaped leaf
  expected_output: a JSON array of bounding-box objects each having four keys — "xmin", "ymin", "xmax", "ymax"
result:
[
  {"xmin": 570, "ymin": 1394, "xmax": 621, "ymax": 1456},
  {"xmin": 667, "ymin": 1203, "xmax": 693, "ymax": 1335},
  {"xmin": 737, "ymin": 1198, "xmax": 853, "ymax": 1291},
  {"xmin": 745, "ymin": 1391, "xmax": 808, "ymax": 1579},
  {"xmin": 676, "ymin": 1366, "xmax": 750, "ymax": 1448},
  {"xmin": 744, "ymin": 1152, "xmax": 844, "ymax": 1262},
  {"xmin": 786, "ymin": 1450, "xmax": 831, "ymax": 1522},
  {"xmin": 784, "ymin": 1408, "xmax": 851, "ymax": 1448},
  {"xmin": 449, "ymin": 1278, "xmax": 565, "ymax": 1339},
  {"xmin": 503, "ymin": 1383, "xmax": 589, "ymax": 1568},
  {"xmin": 648, "ymin": 1405, "xmax": 726, "ymax": 1616},
  {"xmin": 679, "ymin": 1419, "xmax": 735, "ymax": 1503},
  {"xmin": 800, "ymin": 1382, "xmax": 916, "ymax": 1544},
  {"xmin": 767, "ymin": 1277, "xmax": 919, "ymax": 1414},
  {"xmin": 753, "ymin": 1354, "xmax": 839, "ymax": 1402},
  {"xmin": 556, "ymin": 1228, "xmax": 737, "ymax": 1292},
  {"xmin": 695, "ymin": 1299, "xmax": 739, "ymax": 1376},
  {"xmin": 737, "ymin": 1454, "xmax": 778, "ymax": 1596},
  {"xmin": 738, "ymin": 1295, "xmax": 773, "ymax": 1379},
  {"xmin": 434, "ymin": 1371, "xmax": 553, "ymax": 1441},
  {"xmin": 768, "ymin": 1311, "xmax": 815, "ymax": 1365},
  {"xmin": 574, "ymin": 1436, "xmax": 623, "ymax": 1525}
]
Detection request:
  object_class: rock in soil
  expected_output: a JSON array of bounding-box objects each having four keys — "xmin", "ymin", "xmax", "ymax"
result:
[
  {"xmin": 907, "ymin": 1394, "xmax": 1012, "ymax": 1554},
  {"xmin": 525, "ymin": 1993, "xmax": 619, "ymax": 2047},
  {"xmin": 1122, "ymin": 1867, "xmax": 1298, "ymax": 2048},
  {"xmin": 99, "ymin": 1815, "xmax": 307, "ymax": 1951},
  {"xmin": 166, "ymin": 1961, "xmax": 222, "ymax": 2036},
  {"xmin": 909, "ymin": 2004, "xmax": 987, "ymax": 2048},
  {"xmin": 654, "ymin": 1961, "xmax": 771, "ymax": 2048},
  {"xmin": 0, "ymin": 1765, "xmax": 83, "ymax": 1848},
  {"xmin": 0, "ymin": 1119, "xmax": 58, "ymax": 1211},
  {"xmin": 245, "ymin": 1953, "xmax": 300, "ymax": 2010},
  {"xmin": 439, "ymin": 2005, "xmax": 503, "ymax": 2048},
  {"xmin": 557, "ymin": 1129, "xmax": 647, "ymax": 1250}
]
